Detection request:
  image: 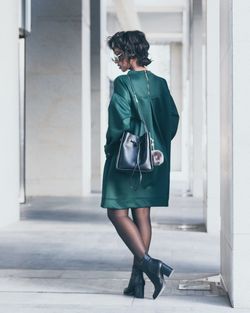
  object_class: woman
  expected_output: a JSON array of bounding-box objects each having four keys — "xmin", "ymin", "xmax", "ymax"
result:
[{"xmin": 100, "ymin": 31, "xmax": 180, "ymax": 299}]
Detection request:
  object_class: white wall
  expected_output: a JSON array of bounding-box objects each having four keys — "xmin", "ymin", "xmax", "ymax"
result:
[
  {"xmin": 170, "ymin": 43, "xmax": 182, "ymax": 173},
  {"xmin": 25, "ymin": 0, "xmax": 82, "ymax": 196},
  {"xmin": 189, "ymin": 0, "xmax": 203, "ymax": 198},
  {"xmin": 90, "ymin": 0, "xmax": 102, "ymax": 192},
  {"xmin": 81, "ymin": 0, "xmax": 91, "ymax": 196},
  {"xmin": 0, "ymin": 1, "xmax": 20, "ymax": 227},
  {"xmin": 220, "ymin": 0, "xmax": 250, "ymax": 307},
  {"xmin": 205, "ymin": 0, "xmax": 220, "ymax": 233}
]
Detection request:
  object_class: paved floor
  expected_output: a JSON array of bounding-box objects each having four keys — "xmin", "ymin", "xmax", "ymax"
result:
[{"xmin": 0, "ymin": 193, "xmax": 246, "ymax": 312}]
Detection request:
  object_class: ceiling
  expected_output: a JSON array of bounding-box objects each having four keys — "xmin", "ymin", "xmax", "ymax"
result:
[
  {"xmin": 107, "ymin": 0, "xmax": 188, "ymax": 13},
  {"xmin": 106, "ymin": 0, "xmax": 188, "ymax": 43}
]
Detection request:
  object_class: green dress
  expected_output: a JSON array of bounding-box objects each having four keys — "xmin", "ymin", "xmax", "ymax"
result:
[{"xmin": 100, "ymin": 69, "xmax": 179, "ymax": 209}]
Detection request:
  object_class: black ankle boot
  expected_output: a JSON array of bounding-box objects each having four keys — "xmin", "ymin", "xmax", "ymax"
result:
[
  {"xmin": 123, "ymin": 265, "xmax": 145, "ymax": 298},
  {"xmin": 137, "ymin": 254, "xmax": 174, "ymax": 299}
]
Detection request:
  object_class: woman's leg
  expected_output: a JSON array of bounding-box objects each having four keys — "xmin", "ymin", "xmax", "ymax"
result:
[
  {"xmin": 107, "ymin": 207, "xmax": 173, "ymax": 299},
  {"xmin": 131, "ymin": 207, "xmax": 152, "ymax": 267},
  {"xmin": 107, "ymin": 208, "xmax": 146, "ymax": 262}
]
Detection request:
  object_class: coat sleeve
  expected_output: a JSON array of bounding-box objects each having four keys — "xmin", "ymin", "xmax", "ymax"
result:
[
  {"xmin": 104, "ymin": 76, "xmax": 131, "ymax": 157},
  {"xmin": 163, "ymin": 79, "xmax": 180, "ymax": 141}
]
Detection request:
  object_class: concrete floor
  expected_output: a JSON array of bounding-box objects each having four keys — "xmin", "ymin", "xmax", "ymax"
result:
[{"xmin": 0, "ymin": 193, "xmax": 246, "ymax": 312}]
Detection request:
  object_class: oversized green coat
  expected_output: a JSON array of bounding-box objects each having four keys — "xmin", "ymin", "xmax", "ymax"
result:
[{"xmin": 100, "ymin": 69, "xmax": 179, "ymax": 209}]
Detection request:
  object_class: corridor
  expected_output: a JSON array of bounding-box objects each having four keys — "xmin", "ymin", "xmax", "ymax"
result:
[
  {"xmin": 1, "ymin": 0, "xmax": 250, "ymax": 309},
  {"xmin": 0, "ymin": 194, "xmax": 237, "ymax": 313}
]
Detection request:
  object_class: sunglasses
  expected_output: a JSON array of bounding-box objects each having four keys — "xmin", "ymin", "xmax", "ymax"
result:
[{"xmin": 111, "ymin": 52, "xmax": 124, "ymax": 63}]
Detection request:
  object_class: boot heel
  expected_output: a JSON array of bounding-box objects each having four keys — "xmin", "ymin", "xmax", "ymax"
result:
[
  {"xmin": 138, "ymin": 254, "xmax": 166, "ymax": 299},
  {"xmin": 134, "ymin": 283, "xmax": 144, "ymax": 298},
  {"xmin": 161, "ymin": 262, "xmax": 174, "ymax": 277}
]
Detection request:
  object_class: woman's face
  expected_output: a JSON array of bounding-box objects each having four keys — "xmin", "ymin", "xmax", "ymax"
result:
[{"xmin": 112, "ymin": 48, "xmax": 132, "ymax": 72}]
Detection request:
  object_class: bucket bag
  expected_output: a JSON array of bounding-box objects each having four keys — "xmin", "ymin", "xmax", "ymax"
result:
[{"xmin": 116, "ymin": 70, "xmax": 164, "ymax": 190}]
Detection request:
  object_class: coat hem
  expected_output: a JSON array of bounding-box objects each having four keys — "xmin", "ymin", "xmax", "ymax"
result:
[{"xmin": 100, "ymin": 197, "xmax": 169, "ymax": 209}]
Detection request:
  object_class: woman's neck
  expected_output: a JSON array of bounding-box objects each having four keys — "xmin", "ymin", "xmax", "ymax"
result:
[{"xmin": 130, "ymin": 64, "xmax": 147, "ymax": 71}]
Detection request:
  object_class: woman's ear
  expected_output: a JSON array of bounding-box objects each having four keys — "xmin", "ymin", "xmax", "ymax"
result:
[{"xmin": 129, "ymin": 57, "xmax": 137, "ymax": 66}]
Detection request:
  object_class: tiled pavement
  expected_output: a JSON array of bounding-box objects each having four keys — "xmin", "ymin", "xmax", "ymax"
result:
[{"xmin": 0, "ymin": 194, "xmax": 245, "ymax": 312}]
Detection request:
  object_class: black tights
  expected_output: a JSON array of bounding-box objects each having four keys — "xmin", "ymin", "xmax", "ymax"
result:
[{"xmin": 107, "ymin": 207, "xmax": 152, "ymax": 266}]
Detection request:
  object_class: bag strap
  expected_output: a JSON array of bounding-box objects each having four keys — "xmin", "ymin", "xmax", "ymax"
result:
[
  {"xmin": 127, "ymin": 72, "xmax": 150, "ymax": 134},
  {"xmin": 127, "ymin": 71, "xmax": 154, "ymax": 190},
  {"xmin": 127, "ymin": 70, "xmax": 155, "ymax": 149}
]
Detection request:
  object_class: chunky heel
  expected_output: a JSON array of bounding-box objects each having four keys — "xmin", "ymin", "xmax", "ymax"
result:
[
  {"xmin": 137, "ymin": 254, "xmax": 166, "ymax": 299},
  {"xmin": 161, "ymin": 262, "xmax": 174, "ymax": 277}
]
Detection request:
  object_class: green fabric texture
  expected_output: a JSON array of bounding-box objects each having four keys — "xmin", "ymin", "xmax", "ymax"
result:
[{"xmin": 101, "ymin": 69, "xmax": 180, "ymax": 209}]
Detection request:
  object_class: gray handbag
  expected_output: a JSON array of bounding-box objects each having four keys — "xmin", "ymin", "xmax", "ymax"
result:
[{"xmin": 116, "ymin": 127, "xmax": 154, "ymax": 172}]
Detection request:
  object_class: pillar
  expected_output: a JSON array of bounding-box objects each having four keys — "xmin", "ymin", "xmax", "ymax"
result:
[
  {"xmin": 205, "ymin": 0, "xmax": 220, "ymax": 233},
  {"xmin": 220, "ymin": 0, "xmax": 250, "ymax": 307},
  {"xmin": 82, "ymin": 0, "xmax": 91, "ymax": 195},
  {"xmin": 0, "ymin": 1, "xmax": 20, "ymax": 227},
  {"xmin": 190, "ymin": 0, "xmax": 203, "ymax": 198},
  {"xmin": 90, "ymin": 0, "xmax": 101, "ymax": 192}
]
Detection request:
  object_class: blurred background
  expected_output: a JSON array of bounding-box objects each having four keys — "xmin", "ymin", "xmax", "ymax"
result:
[{"xmin": 0, "ymin": 0, "xmax": 250, "ymax": 310}]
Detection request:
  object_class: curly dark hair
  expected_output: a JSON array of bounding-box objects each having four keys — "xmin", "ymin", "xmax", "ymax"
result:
[{"xmin": 107, "ymin": 30, "xmax": 152, "ymax": 66}]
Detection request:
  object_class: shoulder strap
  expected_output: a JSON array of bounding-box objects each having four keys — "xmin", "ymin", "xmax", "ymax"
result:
[{"xmin": 127, "ymin": 72, "xmax": 150, "ymax": 134}]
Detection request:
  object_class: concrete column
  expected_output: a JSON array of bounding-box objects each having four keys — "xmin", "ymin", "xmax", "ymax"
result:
[
  {"xmin": 205, "ymin": 0, "xmax": 220, "ymax": 233},
  {"xmin": 26, "ymin": 0, "xmax": 82, "ymax": 196},
  {"xmin": 220, "ymin": 0, "xmax": 250, "ymax": 307},
  {"xmin": 0, "ymin": 1, "xmax": 20, "ymax": 227},
  {"xmin": 181, "ymin": 7, "xmax": 191, "ymax": 194},
  {"xmin": 190, "ymin": 0, "xmax": 203, "ymax": 198},
  {"xmin": 90, "ymin": 0, "xmax": 101, "ymax": 192},
  {"xmin": 81, "ymin": 0, "xmax": 91, "ymax": 195},
  {"xmin": 170, "ymin": 42, "xmax": 182, "ymax": 173},
  {"xmin": 100, "ymin": 0, "xmax": 109, "ymax": 185}
]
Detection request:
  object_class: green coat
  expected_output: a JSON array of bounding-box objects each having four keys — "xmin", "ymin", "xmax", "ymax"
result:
[{"xmin": 100, "ymin": 69, "xmax": 179, "ymax": 209}]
